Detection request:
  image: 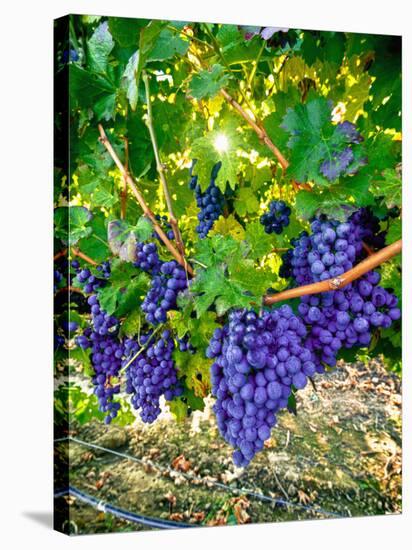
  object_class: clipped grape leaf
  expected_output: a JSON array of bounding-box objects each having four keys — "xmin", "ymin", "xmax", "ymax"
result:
[
  {"xmin": 77, "ymin": 212, "xmax": 110, "ymax": 263},
  {"xmin": 87, "ymin": 21, "xmax": 115, "ymax": 74},
  {"xmin": 169, "ymin": 398, "xmax": 188, "ymax": 421},
  {"xmin": 97, "ymin": 285, "xmax": 118, "ymax": 315},
  {"xmin": 188, "ymin": 64, "xmax": 230, "ymax": 100}
]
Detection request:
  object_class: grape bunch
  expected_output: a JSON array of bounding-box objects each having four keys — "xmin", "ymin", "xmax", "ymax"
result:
[
  {"xmin": 298, "ymin": 272, "xmax": 400, "ymax": 368},
  {"xmin": 260, "ymin": 200, "xmax": 291, "ymax": 234},
  {"xmin": 279, "ymin": 210, "xmax": 400, "ymax": 369},
  {"xmin": 189, "ymin": 161, "xmax": 225, "ymax": 238},
  {"xmin": 142, "ymin": 261, "xmax": 187, "ymax": 325},
  {"xmin": 74, "ymin": 261, "xmax": 124, "ymax": 423},
  {"xmin": 124, "ymin": 330, "xmax": 183, "ymax": 423},
  {"xmin": 207, "ymin": 306, "xmax": 317, "ymax": 467}
]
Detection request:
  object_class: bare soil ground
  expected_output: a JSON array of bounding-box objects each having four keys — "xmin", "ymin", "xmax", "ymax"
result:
[{"xmin": 54, "ymin": 358, "xmax": 401, "ymax": 535}]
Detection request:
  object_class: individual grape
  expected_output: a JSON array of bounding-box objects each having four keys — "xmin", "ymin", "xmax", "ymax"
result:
[
  {"xmin": 124, "ymin": 330, "xmax": 183, "ymax": 423},
  {"xmin": 260, "ymin": 200, "xmax": 291, "ymax": 235}
]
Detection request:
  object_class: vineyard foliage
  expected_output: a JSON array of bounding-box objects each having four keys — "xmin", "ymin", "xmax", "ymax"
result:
[{"xmin": 54, "ymin": 16, "xmax": 401, "ymax": 459}]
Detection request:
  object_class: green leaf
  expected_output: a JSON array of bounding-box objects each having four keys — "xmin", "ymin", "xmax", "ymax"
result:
[
  {"xmin": 91, "ymin": 186, "xmax": 117, "ymax": 208},
  {"xmin": 209, "ymin": 215, "xmax": 245, "ymax": 241},
  {"xmin": 386, "ymin": 219, "xmax": 401, "ymax": 244},
  {"xmin": 135, "ymin": 20, "xmax": 166, "ymax": 92},
  {"xmin": 188, "ymin": 64, "xmax": 230, "ymax": 100},
  {"xmin": 146, "ymin": 29, "xmax": 189, "ymax": 61},
  {"xmin": 87, "ymin": 21, "xmax": 114, "ymax": 74},
  {"xmin": 97, "ymin": 285, "xmax": 118, "ymax": 315},
  {"xmin": 295, "ymin": 190, "xmax": 320, "ymax": 220},
  {"xmin": 69, "ymin": 65, "xmax": 115, "ymax": 108},
  {"xmin": 234, "ymin": 187, "xmax": 259, "ymax": 217},
  {"xmin": 282, "ymin": 98, "xmax": 366, "ymax": 185},
  {"xmin": 119, "ymin": 309, "xmax": 142, "ymax": 338},
  {"xmin": 108, "ymin": 17, "xmax": 147, "ymax": 47},
  {"xmin": 244, "ymin": 221, "xmax": 274, "ymax": 261},
  {"xmin": 122, "ymin": 52, "xmax": 139, "ymax": 110},
  {"xmin": 371, "ymin": 168, "xmax": 402, "ymax": 209},
  {"xmin": 173, "ymin": 351, "xmax": 212, "ymax": 397}
]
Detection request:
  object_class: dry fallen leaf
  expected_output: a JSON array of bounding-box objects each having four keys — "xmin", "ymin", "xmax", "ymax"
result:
[
  {"xmin": 232, "ymin": 496, "xmax": 251, "ymax": 524},
  {"xmin": 172, "ymin": 454, "xmax": 191, "ymax": 472}
]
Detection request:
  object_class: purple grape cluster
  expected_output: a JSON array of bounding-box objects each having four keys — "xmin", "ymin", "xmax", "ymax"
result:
[
  {"xmin": 260, "ymin": 200, "xmax": 291, "ymax": 235},
  {"xmin": 74, "ymin": 261, "xmax": 124, "ymax": 423},
  {"xmin": 279, "ymin": 210, "xmax": 400, "ymax": 369},
  {"xmin": 299, "ymin": 272, "xmax": 400, "ymax": 368},
  {"xmin": 142, "ymin": 261, "xmax": 187, "ymax": 325},
  {"xmin": 75, "ymin": 262, "xmax": 110, "ymax": 294},
  {"xmin": 206, "ymin": 306, "xmax": 318, "ymax": 467},
  {"xmin": 189, "ymin": 161, "xmax": 225, "ymax": 238},
  {"xmin": 124, "ymin": 330, "xmax": 183, "ymax": 423},
  {"xmin": 134, "ymin": 241, "xmax": 162, "ymax": 275}
]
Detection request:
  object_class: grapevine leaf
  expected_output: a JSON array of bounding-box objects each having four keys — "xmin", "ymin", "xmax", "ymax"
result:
[
  {"xmin": 209, "ymin": 215, "xmax": 246, "ymax": 241},
  {"xmin": 108, "ymin": 17, "xmax": 147, "ymax": 47},
  {"xmin": 386, "ymin": 219, "xmax": 401, "ymax": 244},
  {"xmin": 122, "ymin": 52, "xmax": 139, "ymax": 110},
  {"xmin": 146, "ymin": 29, "xmax": 189, "ymax": 61},
  {"xmin": 188, "ymin": 64, "xmax": 230, "ymax": 100},
  {"xmin": 281, "ymin": 98, "xmax": 366, "ymax": 184},
  {"xmin": 244, "ymin": 221, "xmax": 274, "ymax": 261},
  {"xmin": 234, "ymin": 187, "xmax": 259, "ymax": 217},
  {"xmin": 87, "ymin": 21, "xmax": 115, "ymax": 74},
  {"xmin": 370, "ymin": 168, "xmax": 402, "ymax": 209},
  {"xmin": 295, "ymin": 190, "xmax": 320, "ymax": 220}
]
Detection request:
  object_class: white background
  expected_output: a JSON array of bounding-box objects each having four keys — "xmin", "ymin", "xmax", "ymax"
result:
[{"xmin": 0, "ymin": 0, "xmax": 410, "ymax": 548}]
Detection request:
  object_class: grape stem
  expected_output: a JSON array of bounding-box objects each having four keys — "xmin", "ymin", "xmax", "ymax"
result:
[
  {"xmin": 98, "ymin": 124, "xmax": 194, "ymax": 276},
  {"xmin": 263, "ymin": 239, "xmax": 402, "ymax": 305},
  {"xmin": 120, "ymin": 325, "xmax": 162, "ymax": 374},
  {"xmin": 71, "ymin": 247, "xmax": 98, "ymax": 267},
  {"xmin": 120, "ymin": 135, "xmax": 129, "ymax": 220},
  {"xmin": 142, "ymin": 71, "xmax": 188, "ymax": 267},
  {"xmin": 54, "ymin": 248, "xmax": 67, "ymax": 262}
]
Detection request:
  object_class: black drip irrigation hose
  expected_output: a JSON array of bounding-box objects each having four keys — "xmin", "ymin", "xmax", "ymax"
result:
[
  {"xmin": 55, "ymin": 436, "xmax": 343, "ymax": 519},
  {"xmin": 54, "ymin": 486, "xmax": 195, "ymax": 529}
]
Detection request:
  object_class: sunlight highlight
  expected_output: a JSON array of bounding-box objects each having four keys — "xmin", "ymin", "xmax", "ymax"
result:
[{"xmin": 214, "ymin": 133, "xmax": 229, "ymax": 153}]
